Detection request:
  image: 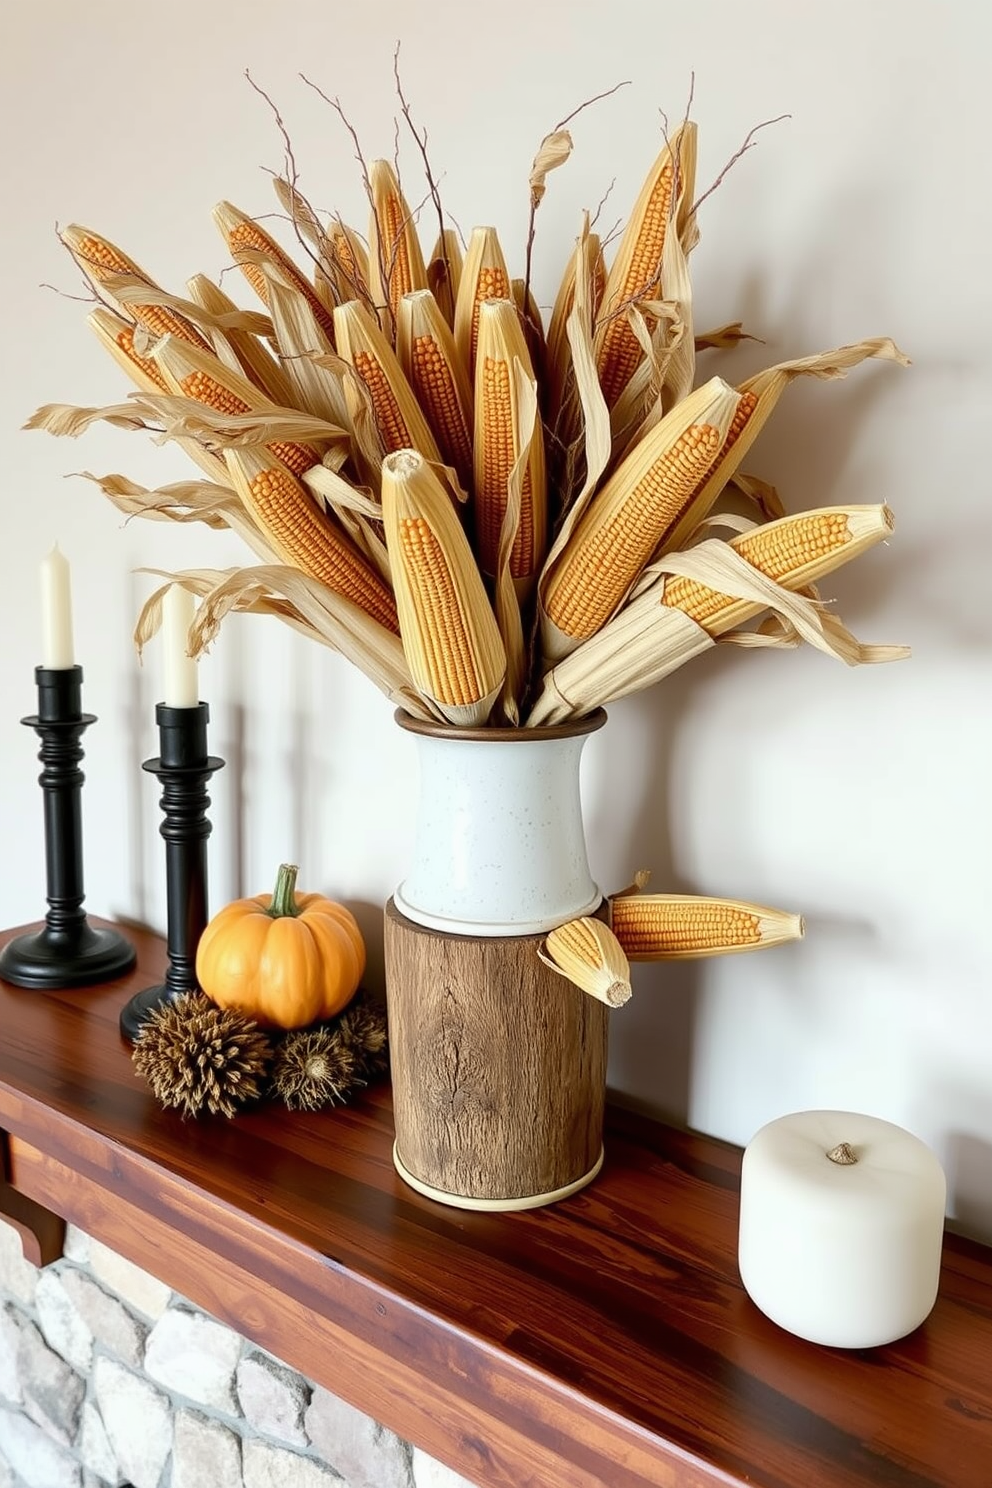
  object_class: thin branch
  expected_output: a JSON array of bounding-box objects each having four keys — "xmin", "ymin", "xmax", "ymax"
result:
[
  {"xmin": 589, "ymin": 177, "xmax": 616, "ymax": 231},
  {"xmin": 244, "ymin": 70, "xmax": 324, "ymax": 280},
  {"xmin": 554, "ymin": 79, "xmax": 631, "ymax": 132},
  {"xmin": 53, "ymin": 225, "xmax": 132, "ymax": 317},
  {"xmin": 688, "ymin": 113, "xmax": 791, "ymax": 225},
  {"xmin": 393, "ymin": 42, "xmax": 450, "ymax": 307}
]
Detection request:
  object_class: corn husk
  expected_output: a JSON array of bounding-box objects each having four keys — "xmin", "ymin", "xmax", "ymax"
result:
[
  {"xmin": 473, "ymin": 298, "xmax": 547, "ymax": 589},
  {"xmin": 545, "ymin": 223, "xmax": 603, "ymax": 450},
  {"xmin": 366, "ymin": 159, "xmax": 428, "ymax": 336},
  {"xmin": 269, "ymin": 174, "xmax": 340, "ymax": 314},
  {"xmin": 60, "ymin": 224, "xmax": 211, "ymax": 350},
  {"xmin": 212, "ymin": 200, "xmax": 337, "ymax": 343},
  {"xmin": 263, "ymin": 270, "xmax": 354, "ymax": 436},
  {"xmin": 381, "ymin": 449, "xmax": 505, "ymax": 726},
  {"xmin": 185, "ymin": 274, "xmax": 294, "ymax": 406},
  {"xmin": 539, "ymin": 376, "xmax": 741, "ymax": 660},
  {"xmin": 538, "ymin": 917, "xmax": 632, "ymax": 1007},
  {"xmin": 608, "ymin": 880, "xmax": 804, "ymax": 960},
  {"xmin": 396, "ymin": 289, "xmax": 474, "ymax": 492},
  {"xmin": 528, "ymin": 505, "xmax": 905, "ymax": 725},
  {"xmin": 659, "ymin": 337, "xmax": 910, "ymax": 555},
  {"xmin": 333, "ymin": 299, "xmax": 443, "ymax": 467},
  {"xmin": 453, "ymin": 226, "xmax": 512, "ymax": 377},
  {"xmin": 326, "ymin": 219, "xmax": 372, "ymax": 307},
  {"xmin": 427, "ymin": 228, "xmax": 463, "ymax": 326}
]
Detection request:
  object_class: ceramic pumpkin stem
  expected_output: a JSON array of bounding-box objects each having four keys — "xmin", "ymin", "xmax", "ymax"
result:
[{"xmin": 268, "ymin": 863, "xmax": 302, "ymax": 919}]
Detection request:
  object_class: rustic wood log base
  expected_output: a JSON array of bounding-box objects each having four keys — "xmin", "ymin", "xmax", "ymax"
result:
[
  {"xmin": 383, "ymin": 897, "xmax": 609, "ymax": 1208},
  {"xmin": 1, "ymin": 918, "xmax": 991, "ymax": 1488}
]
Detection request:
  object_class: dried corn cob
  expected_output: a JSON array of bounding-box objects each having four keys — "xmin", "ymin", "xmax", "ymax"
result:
[
  {"xmin": 541, "ymin": 377, "xmax": 739, "ymax": 653},
  {"xmin": 152, "ymin": 338, "xmax": 321, "ymax": 479},
  {"xmin": 539, "ymin": 917, "xmax": 632, "ymax": 1007},
  {"xmin": 396, "ymin": 290, "xmax": 474, "ymax": 490},
  {"xmin": 62, "ymin": 225, "xmax": 210, "ymax": 351},
  {"xmin": 661, "ymin": 505, "xmax": 894, "ymax": 637},
  {"xmin": 546, "ymin": 229, "xmax": 603, "ymax": 415},
  {"xmin": 660, "ymin": 338, "xmax": 909, "ymax": 555},
  {"xmin": 263, "ymin": 271, "xmax": 354, "ymax": 437},
  {"xmin": 473, "ymin": 298, "xmax": 548, "ymax": 586},
  {"xmin": 333, "ymin": 300, "xmax": 443, "ymax": 466},
  {"xmin": 381, "ymin": 449, "xmax": 505, "ymax": 726},
  {"xmin": 610, "ymin": 891, "xmax": 804, "ymax": 959},
  {"xmin": 454, "ymin": 227, "xmax": 512, "ymax": 377},
  {"xmin": 428, "ymin": 228, "xmax": 463, "ymax": 326},
  {"xmin": 327, "ymin": 221, "xmax": 371, "ymax": 304},
  {"xmin": 224, "ymin": 446, "xmax": 398, "ymax": 633},
  {"xmin": 367, "ymin": 160, "xmax": 428, "ymax": 332},
  {"xmin": 185, "ymin": 273, "xmax": 294, "ymax": 407},
  {"xmin": 212, "ymin": 200, "xmax": 337, "ymax": 343},
  {"xmin": 593, "ymin": 123, "xmax": 696, "ymax": 408}
]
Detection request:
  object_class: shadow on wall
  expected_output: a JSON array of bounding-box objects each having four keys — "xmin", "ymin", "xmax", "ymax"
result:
[{"xmin": 944, "ymin": 1130, "xmax": 992, "ymax": 1245}]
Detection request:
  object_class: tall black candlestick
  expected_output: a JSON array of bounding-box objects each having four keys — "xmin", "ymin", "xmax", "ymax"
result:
[
  {"xmin": 0, "ymin": 667, "xmax": 136, "ymax": 989},
  {"xmin": 119, "ymin": 702, "xmax": 223, "ymax": 1042}
]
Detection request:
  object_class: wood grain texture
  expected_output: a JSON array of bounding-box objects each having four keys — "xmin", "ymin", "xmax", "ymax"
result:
[
  {"xmin": 0, "ymin": 1130, "xmax": 65, "ymax": 1265},
  {"xmin": 384, "ymin": 898, "xmax": 608, "ymax": 1201},
  {"xmin": 1, "ymin": 919, "xmax": 991, "ymax": 1488}
]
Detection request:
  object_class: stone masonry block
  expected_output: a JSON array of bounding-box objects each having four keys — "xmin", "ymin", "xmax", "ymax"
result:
[
  {"xmin": 61, "ymin": 1229, "xmax": 90, "ymax": 1266},
  {"xmin": 0, "ymin": 1406, "xmax": 81, "ymax": 1488},
  {"xmin": 76, "ymin": 1401, "xmax": 123, "ymax": 1487},
  {"xmin": 0, "ymin": 1222, "xmax": 37, "ymax": 1307},
  {"xmin": 34, "ymin": 1270, "xmax": 93, "ymax": 1375},
  {"xmin": 0, "ymin": 1306, "xmax": 24, "ymax": 1407},
  {"xmin": 236, "ymin": 1351, "xmax": 309, "ymax": 1447},
  {"xmin": 144, "ymin": 1306, "xmax": 242, "ymax": 1414},
  {"xmin": 93, "ymin": 1356, "xmax": 172, "ymax": 1488},
  {"xmin": 59, "ymin": 1270, "xmax": 146, "ymax": 1369},
  {"xmin": 172, "ymin": 1410, "xmax": 243, "ymax": 1488},
  {"xmin": 242, "ymin": 1437, "xmax": 343, "ymax": 1488},
  {"xmin": 86, "ymin": 1239, "xmax": 171, "ymax": 1322},
  {"xmin": 412, "ymin": 1448, "xmax": 480, "ymax": 1488},
  {"xmin": 16, "ymin": 1315, "xmax": 85, "ymax": 1446},
  {"xmin": 305, "ymin": 1385, "xmax": 412, "ymax": 1488}
]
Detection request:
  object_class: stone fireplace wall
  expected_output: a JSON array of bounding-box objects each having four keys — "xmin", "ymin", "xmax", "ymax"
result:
[{"xmin": 0, "ymin": 1219, "xmax": 477, "ymax": 1488}]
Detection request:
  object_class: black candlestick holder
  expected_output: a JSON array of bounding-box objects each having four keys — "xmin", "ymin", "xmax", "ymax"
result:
[
  {"xmin": 0, "ymin": 667, "xmax": 137, "ymax": 990},
  {"xmin": 119, "ymin": 702, "xmax": 223, "ymax": 1043}
]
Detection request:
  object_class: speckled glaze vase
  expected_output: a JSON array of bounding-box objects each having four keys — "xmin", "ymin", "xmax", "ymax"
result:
[{"xmin": 393, "ymin": 708, "xmax": 607, "ymax": 937}]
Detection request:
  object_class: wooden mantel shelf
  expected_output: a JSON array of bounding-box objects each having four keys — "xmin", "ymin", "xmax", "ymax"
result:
[{"xmin": 1, "ymin": 923, "xmax": 990, "ymax": 1488}]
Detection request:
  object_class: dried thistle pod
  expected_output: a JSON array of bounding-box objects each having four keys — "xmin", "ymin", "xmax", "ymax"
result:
[
  {"xmin": 473, "ymin": 298, "xmax": 548, "ymax": 588},
  {"xmin": 333, "ymin": 299, "xmax": 443, "ymax": 466},
  {"xmin": 454, "ymin": 226, "xmax": 512, "ymax": 377},
  {"xmin": 540, "ymin": 376, "xmax": 740, "ymax": 658},
  {"xmin": 133, "ymin": 991, "xmax": 273, "ymax": 1120},
  {"xmin": 538, "ymin": 917, "xmax": 632, "ymax": 1007},
  {"xmin": 381, "ymin": 448, "xmax": 505, "ymax": 726},
  {"xmin": 367, "ymin": 159, "xmax": 429, "ymax": 333},
  {"xmin": 396, "ymin": 290, "xmax": 474, "ymax": 492},
  {"xmin": 271, "ymin": 1027, "xmax": 359, "ymax": 1112},
  {"xmin": 212, "ymin": 199, "xmax": 337, "ymax": 342}
]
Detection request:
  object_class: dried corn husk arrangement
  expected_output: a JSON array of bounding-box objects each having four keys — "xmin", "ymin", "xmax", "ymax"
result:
[{"xmin": 29, "ymin": 101, "xmax": 910, "ymax": 728}]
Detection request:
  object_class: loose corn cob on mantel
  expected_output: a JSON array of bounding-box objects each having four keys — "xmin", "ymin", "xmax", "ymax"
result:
[
  {"xmin": 35, "ymin": 96, "xmax": 908, "ymax": 727},
  {"xmin": 539, "ymin": 917, "xmax": 633, "ymax": 1007},
  {"xmin": 610, "ymin": 891, "xmax": 804, "ymax": 960}
]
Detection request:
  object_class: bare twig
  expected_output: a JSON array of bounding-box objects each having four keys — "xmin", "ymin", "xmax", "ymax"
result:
[
  {"xmin": 244, "ymin": 70, "xmax": 324, "ymax": 280},
  {"xmin": 589, "ymin": 177, "xmax": 616, "ymax": 231},
  {"xmin": 393, "ymin": 42, "xmax": 450, "ymax": 311},
  {"xmin": 688, "ymin": 113, "xmax": 791, "ymax": 226},
  {"xmin": 53, "ymin": 226, "xmax": 134, "ymax": 317},
  {"xmin": 554, "ymin": 79, "xmax": 631, "ymax": 133}
]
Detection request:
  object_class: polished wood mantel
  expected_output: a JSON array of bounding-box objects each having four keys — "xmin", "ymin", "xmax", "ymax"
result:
[{"xmin": 1, "ymin": 920, "xmax": 990, "ymax": 1488}]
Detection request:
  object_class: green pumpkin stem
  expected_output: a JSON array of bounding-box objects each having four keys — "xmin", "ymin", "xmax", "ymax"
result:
[{"xmin": 267, "ymin": 863, "xmax": 302, "ymax": 918}]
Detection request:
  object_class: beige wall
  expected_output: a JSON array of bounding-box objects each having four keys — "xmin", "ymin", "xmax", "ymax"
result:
[{"xmin": 1, "ymin": 3, "xmax": 990, "ymax": 1236}]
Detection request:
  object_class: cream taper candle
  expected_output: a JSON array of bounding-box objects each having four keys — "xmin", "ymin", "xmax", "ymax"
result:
[
  {"xmin": 161, "ymin": 585, "xmax": 199, "ymax": 709},
  {"xmin": 40, "ymin": 545, "xmax": 74, "ymax": 669},
  {"xmin": 738, "ymin": 1110, "xmax": 946, "ymax": 1349}
]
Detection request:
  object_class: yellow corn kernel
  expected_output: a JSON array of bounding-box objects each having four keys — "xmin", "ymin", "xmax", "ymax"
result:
[
  {"xmin": 227, "ymin": 453, "xmax": 398, "ymax": 633},
  {"xmin": 412, "ymin": 334, "xmax": 473, "ymax": 477},
  {"xmin": 351, "ymin": 351, "xmax": 413, "ymax": 452},
  {"xmin": 662, "ymin": 510, "xmax": 856, "ymax": 634},
  {"xmin": 63, "ymin": 226, "xmax": 209, "ymax": 350},
  {"xmin": 334, "ymin": 300, "xmax": 442, "ymax": 466},
  {"xmin": 367, "ymin": 160, "xmax": 428, "ymax": 327},
  {"xmin": 213, "ymin": 201, "xmax": 337, "ymax": 342},
  {"xmin": 545, "ymin": 423, "xmax": 723, "ymax": 639},
  {"xmin": 397, "ymin": 517, "xmax": 483, "ymax": 706},
  {"xmin": 611, "ymin": 893, "xmax": 804, "ymax": 960},
  {"xmin": 454, "ymin": 227, "xmax": 512, "ymax": 376}
]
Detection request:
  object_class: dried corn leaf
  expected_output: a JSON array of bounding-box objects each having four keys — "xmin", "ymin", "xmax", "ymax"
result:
[
  {"xmin": 186, "ymin": 274, "xmax": 293, "ymax": 406},
  {"xmin": 695, "ymin": 322, "xmax": 754, "ymax": 353},
  {"xmin": 538, "ymin": 916, "xmax": 632, "ymax": 1007},
  {"xmin": 529, "ymin": 128, "xmax": 573, "ymax": 207},
  {"xmin": 25, "ymin": 397, "xmax": 164, "ymax": 438},
  {"xmin": 264, "ymin": 270, "xmax": 354, "ymax": 433}
]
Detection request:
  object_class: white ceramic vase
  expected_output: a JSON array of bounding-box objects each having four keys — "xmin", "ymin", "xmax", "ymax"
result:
[{"xmin": 393, "ymin": 709, "xmax": 607, "ymax": 937}]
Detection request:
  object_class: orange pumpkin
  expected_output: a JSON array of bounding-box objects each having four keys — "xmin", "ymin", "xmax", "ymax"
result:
[{"xmin": 196, "ymin": 863, "xmax": 365, "ymax": 1030}]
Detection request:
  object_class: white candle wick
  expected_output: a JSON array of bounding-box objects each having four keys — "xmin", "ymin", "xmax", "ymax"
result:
[
  {"xmin": 161, "ymin": 585, "xmax": 199, "ymax": 709},
  {"xmin": 40, "ymin": 545, "xmax": 75, "ymax": 670}
]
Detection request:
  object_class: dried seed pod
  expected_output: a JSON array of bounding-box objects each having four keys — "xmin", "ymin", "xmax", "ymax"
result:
[{"xmin": 133, "ymin": 991, "xmax": 273, "ymax": 1120}]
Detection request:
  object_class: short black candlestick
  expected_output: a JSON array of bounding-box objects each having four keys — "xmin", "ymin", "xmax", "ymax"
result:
[
  {"xmin": 119, "ymin": 702, "xmax": 224, "ymax": 1043},
  {"xmin": 0, "ymin": 666, "xmax": 136, "ymax": 990}
]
